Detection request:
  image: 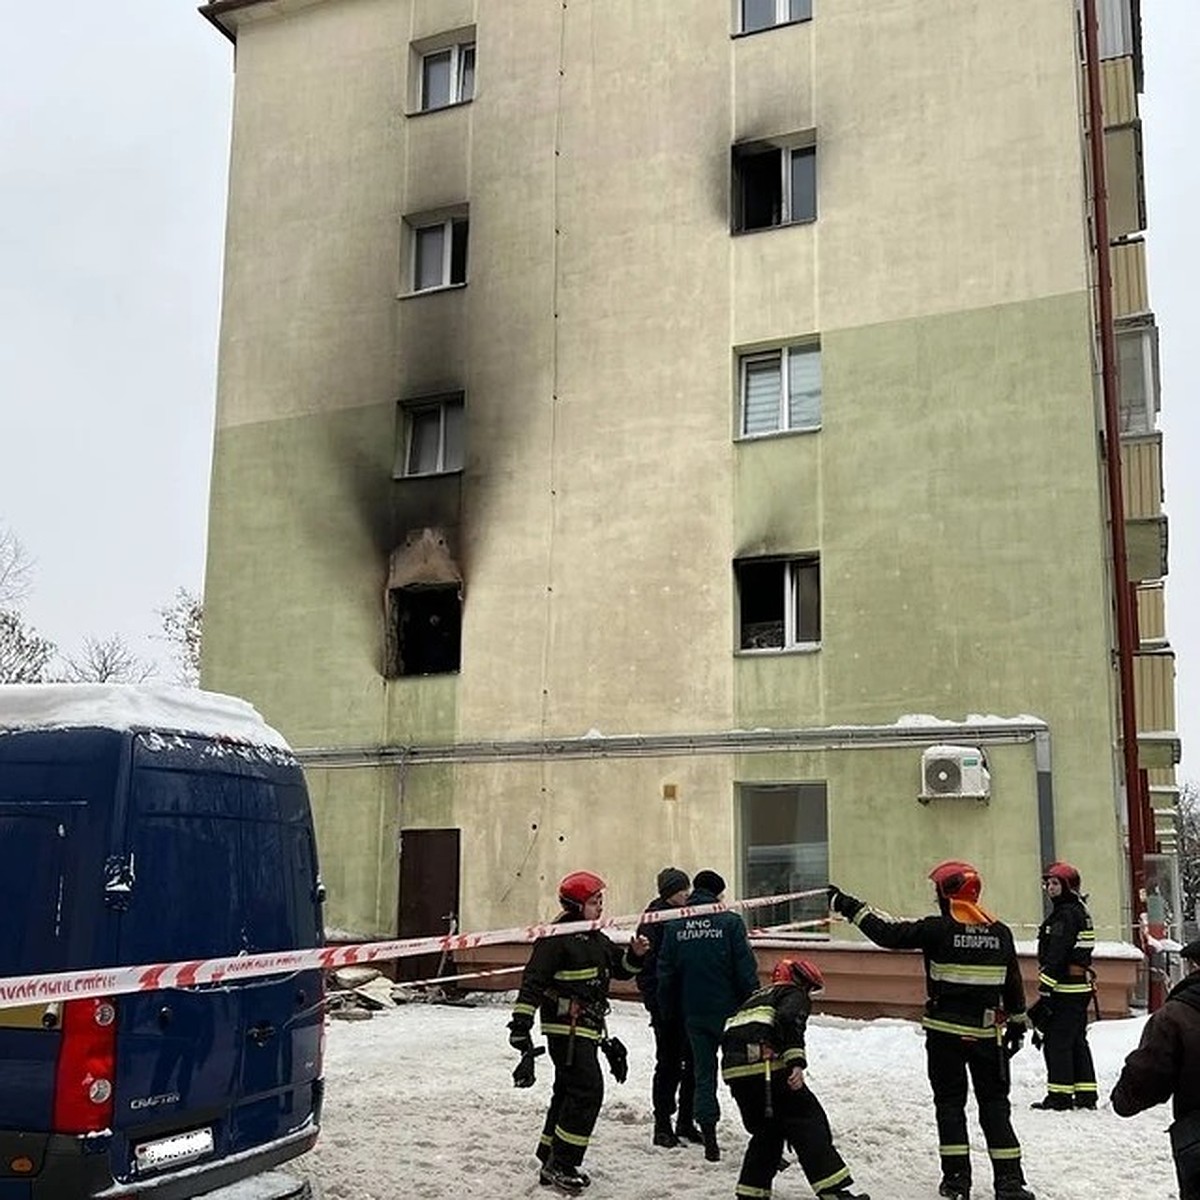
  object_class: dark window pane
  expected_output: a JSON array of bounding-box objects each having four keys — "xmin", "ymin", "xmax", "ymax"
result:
[
  {"xmin": 422, "ymin": 50, "xmax": 452, "ymax": 110},
  {"xmin": 443, "ymin": 400, "xmax": 465, "ymax": 471},
  {"xmin": 742, "ymin": 0, "xmax": 777, "ymax": 32},
  {"xmin": 790, "ymin": 148, "xmax": 817, "ymax": 222},
  {"xmin": 737, "ymin": 560, "xmax": 785, "ymax": 649},
  {"xmin": 794, "ymin": 558, "xmax": 821, "ymax": 643},
  {"xmin": 407, "ymin": 408, "xmax": 441, "ymax": 474},
  {"xmin": 391, "ymin": 585, "xmax": 462, "ymax": 676},
  {"xmin": 738, "ymin": 149, "xmax": 783, "ymax": 231},
  {"xmin": 450, "ymin": 219, "xmax": 469, "ymax": 284},
  {"xmin": 414, "ymin": 224, "xmax": 445, "ymax": 290},
  {"xmin": 789, "ymin": 0, "xmax": 813, "ymax": 20},
  {"xmin": 740, "ymin": 783, "xmax": 828, "ymax": 927},
  {"xmin": 459, "ymin": 45, "xmax": 476, "ymax": 102}
]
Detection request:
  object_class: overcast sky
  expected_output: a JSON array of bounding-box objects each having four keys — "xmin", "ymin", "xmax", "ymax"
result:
[{"xmin": 0, "ymin": 2, "xmax": 1196, "ymax": 779}]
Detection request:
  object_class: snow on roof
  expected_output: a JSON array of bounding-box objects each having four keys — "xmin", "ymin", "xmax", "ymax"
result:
[{"xmin": 0, "ymin": 684, "xmax": 291, "ymax": 751}]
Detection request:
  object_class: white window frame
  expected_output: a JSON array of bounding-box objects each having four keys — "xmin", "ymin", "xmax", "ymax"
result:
[
  {"xmin": 410, "ymin": 218, "xmax": 467, "ymax": 293},
  {"xmin": 738, "ymin": 343, "xmax": 821, "ymax": 437},
  {"xmin": 783, "ymin": 146, "xmax": 816, "ymax": 224},
  {"xmin": 736, "ymin": 556, "xmax": 821, "ymax": 652},
  {"xmin": 734, "ymin": 142, "xmax": 817, "ymax": 231},
  {"xmin": 1116, "ymin": 322, "xmax": 1160, "ymax": 435},
  {"xmin": 397, "ymin": 395, "xmax": 464, "ymax": 478},
  {"xmin": 420, "ymin": 42, "xmax": 476, "ymax": 111},
  {"xmin": 739, "ymin": 0, "xmax": 813, "ymax": 35}
]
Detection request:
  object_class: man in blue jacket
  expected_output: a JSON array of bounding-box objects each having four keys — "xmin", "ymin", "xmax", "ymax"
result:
[{"xmin": 657, "ymin": 868, "xmax": 760, "ymax": 1163}]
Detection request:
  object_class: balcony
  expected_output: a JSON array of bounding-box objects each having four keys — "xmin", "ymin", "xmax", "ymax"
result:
[
  {"xmin": 1120, "ymin": 434, "xmax": 1168, "ymax": 582},
  {"xmin": 1111, "ymin": 239, "xmax": 1148, "ymax": 318},
  {"xmin": 1133, "ymin": 649, "xmax": 1180, "ymax": 770}
]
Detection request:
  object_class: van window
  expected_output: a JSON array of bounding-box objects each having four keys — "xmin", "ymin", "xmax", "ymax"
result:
[{"xmin": 0, "ymin": 810, "xmax": 71, "ymax": 974}]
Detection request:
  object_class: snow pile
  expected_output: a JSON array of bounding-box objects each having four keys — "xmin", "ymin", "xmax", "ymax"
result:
[
  {"xmin": 294, "ymin": 997, "xmax": 1178, "ymax": 1200},
  {"xmin": 0, "ymin": 683, "xmax": 290, "ymax": 749}
]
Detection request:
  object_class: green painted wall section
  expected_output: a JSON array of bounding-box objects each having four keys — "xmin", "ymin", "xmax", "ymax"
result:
[{"xmin": 203, "ymin": 400, "xmax": 459, "ymax": 749}]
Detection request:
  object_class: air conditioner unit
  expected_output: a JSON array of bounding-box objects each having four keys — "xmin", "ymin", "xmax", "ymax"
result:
[{"xmin": 919, "ymin": 745, "xmax": 990, "ymax": 803}]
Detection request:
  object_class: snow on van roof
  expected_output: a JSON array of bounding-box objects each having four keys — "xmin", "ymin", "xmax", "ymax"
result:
[{"xmin": 0, "ymin": 684, "xmax": 292, "ymax": 750}]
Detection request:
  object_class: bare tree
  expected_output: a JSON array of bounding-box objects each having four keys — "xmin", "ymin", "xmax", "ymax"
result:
[
  {"xmin": 0, "ymin": 523, "xmax": 34, "ymax": 607},
  {"xmin": 158, "ymin": 588, "xmax": 203, "ymax": 687},
  {"xmin": 59, "ymin": 635, "xmax": 156, "ymax": 684},
  {"xmin": 1181, "ymin": 780, "xmax": 1199, "ymax": 938},
  {"xmin": 0, "ymin": 609, "xmax": 55, "ymax": 683}
]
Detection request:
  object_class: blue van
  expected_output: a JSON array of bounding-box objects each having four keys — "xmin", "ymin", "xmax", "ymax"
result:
[{"xmin": 0, "ymin": 686, "xmax": 324, "ymax": 1200}]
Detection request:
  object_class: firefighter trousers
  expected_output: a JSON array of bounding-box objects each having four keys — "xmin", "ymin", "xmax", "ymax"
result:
[
  {"xmin": 926, "ymin": 1029, "xmax": 1025, "ymax": 1189},
  {"xmin": 729, "ymin": 1072, "xmax": 855, "ymax": 1198},
  {"xmin": 650, "ymin": 1011, "xmax": 695, "ymax": 1128},
  {"xmin": 1040, "ymin": 995, "xmax": 1096, "ymax": 1103},
  {"xmin": 536, "ymin": 1035, "xmax": 604, "ymax": 1169}
]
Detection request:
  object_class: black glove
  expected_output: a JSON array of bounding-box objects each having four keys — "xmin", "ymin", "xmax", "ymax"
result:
[
  {"xmin": 600, "ymin": 1036, "xmax": 629, "ymax": 1084},
  {"xmin": 1031, "ymin": 1030, "xmax": 1043, "ymax": 1051},
  {"xmin": 827, "ymin": 885, "xmax": 860, "ymax": 920},
  {"xmin": 508, "ymin": 1016, "xmax": 534, "ymax": 1054},
  {"xmin": 1027, "ymin": 997, "xmax": 1052, "ymax": 1032},
  {"xmin": 512, "ymin": 1045, "xmax": 545, "ymax": 1088},
  {"xmin": 1003, "ymin": 1024, "xmax": 1025, "ymax": 1059}
]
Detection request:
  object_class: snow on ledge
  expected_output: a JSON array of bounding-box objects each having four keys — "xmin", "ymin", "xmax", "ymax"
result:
[{"xmin": 0, "ymin": 684, "xmax": 291, "ymax": 751}]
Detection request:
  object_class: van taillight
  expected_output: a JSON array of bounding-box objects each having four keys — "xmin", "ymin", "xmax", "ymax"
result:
[{"xmin": 53, "ymin": 998, "xmax": 117, "ymax": 1133}]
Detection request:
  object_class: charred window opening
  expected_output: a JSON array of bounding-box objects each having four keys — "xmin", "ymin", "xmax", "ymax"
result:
[
  {"xmin": 387, "ymin": 585, "xmax": 462, "ymax": 677},
  {"xmin": 733, "ymin": 143, "xmax": 816, "ymax": 232},
  {"xmin": 736, "ymin": 556, "xmax": 821, "ymax": 650},
  {"xmin": 410, "ymin": 215, "xmax": 469, "ymax": 292}
]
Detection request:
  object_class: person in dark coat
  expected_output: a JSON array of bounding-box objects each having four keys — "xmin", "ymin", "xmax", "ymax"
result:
[
  {"xmin": 635, "ymin": 866, "xmax": 697, "ymax": 1148},
  {"xmin": 829, "ymin": 861, "xmax": 1033, "ymax": 1200},
  {"xmin": 657, "ymin": 868, "xmax": 760, "ymax": 1163},
  {"xmin": 1112, "ymin": 938, "xmax": 1200, "ymax": 1200},
  {"xmin": 1029, "ymin": 861, "xmax": 1097, "ymax": 1110},
  {"xmin": 508, "ymin": 870, "xmax": 649, "ymax": 1196},
  {"xmin": 722, "ymin": 957, "xmax": 868, "ymax": 1200}
]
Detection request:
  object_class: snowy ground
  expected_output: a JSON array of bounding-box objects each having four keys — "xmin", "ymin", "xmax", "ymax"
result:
[{"xmin": 293, "ymin": 995, "xmax": 1179, "ymax": 1200}]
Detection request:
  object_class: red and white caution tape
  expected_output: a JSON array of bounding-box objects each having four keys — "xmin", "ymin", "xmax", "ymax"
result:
[{"xmin": 0, "ymin": 887, "xmax": 827, "ymax": 1010}]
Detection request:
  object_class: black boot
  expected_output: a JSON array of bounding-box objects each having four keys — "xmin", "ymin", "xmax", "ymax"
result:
[
  {"xmin": 939, "ymin": 1176, "xmax": 971, "ymax": 1200},
  {"xmin": 1073, "ymin": 1093, "xmax": 1098, "ymax": 1110},
  {"xmin": 700, "ymin": 1123, "xmax": 720, "ymax": 1163},
  {"xmin": 1029, "ymin": 1094, "xmax": 1072, "ymax": 1111},
  {"xmin": 675, "ymin": 1120, "xmax": 703, "ymax": 1145},
  {"xmin": 994, "ymin": 1184, "xmax": 1034, "ymax": 1200},
  {"xmin": 817, "ymin": 1187, "xmax": 870, "ymax": 1200},
  {"xmin": 652, "ymin": 1117, "xmax": 680, "ymax": 1148},
  {"xmin": 539, "ymin": 1159, "xmax": 590, "ymax": 1194}
]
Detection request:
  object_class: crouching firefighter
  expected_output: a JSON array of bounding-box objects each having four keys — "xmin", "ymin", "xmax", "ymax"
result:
[
  {"xmin": 829, "ymin": 862, "xmax": 1035, "ymax": 1200},
  {"xmin": 507, "ymin": 871, "xmax": 649, "ymax": 1195},
  {"xmin": 722, "ymin": 958, "xmax": 868, "ymax": 1200}
]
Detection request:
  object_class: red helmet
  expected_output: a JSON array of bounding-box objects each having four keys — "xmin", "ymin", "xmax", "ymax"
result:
[
  {"xmin": 929, "ymin": 860, "xmax": 982, "ymax": 903},
  {"xmin": 771, "ymin": 957, "xmax": 825, "ymax": 992},
  {"xmin": 1043, "ymin": 861, "xmax": 1081, "ymax": 891},
  {"xmin": 559, "ymin": 870, "xmax": 606, "ymax": 910}
]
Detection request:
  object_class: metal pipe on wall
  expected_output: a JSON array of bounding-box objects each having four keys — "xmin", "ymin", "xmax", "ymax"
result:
[{"xmin": 1080, "ymin": 0, "xmax": 1149, "ymax": 964}]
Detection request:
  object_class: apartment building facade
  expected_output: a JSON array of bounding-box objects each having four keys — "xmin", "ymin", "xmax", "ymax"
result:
[{"xmin": 199, "ymin": 0, "xmax": 1179, "ymax": 962}]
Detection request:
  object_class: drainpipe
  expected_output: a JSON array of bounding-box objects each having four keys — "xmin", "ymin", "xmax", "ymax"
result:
[{"xmin": 1081, "ymin": 0, "xmax": 1149, "ymax": 963}]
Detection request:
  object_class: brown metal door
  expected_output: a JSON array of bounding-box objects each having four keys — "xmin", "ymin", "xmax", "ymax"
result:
[{"xmin": 397, "ymin": 827, "xmax": 461, "ymax": 983}]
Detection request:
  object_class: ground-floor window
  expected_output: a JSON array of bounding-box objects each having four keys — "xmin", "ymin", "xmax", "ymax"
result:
[{"xmin": 739, "ymin": 781, "xmax": 828, "ymax": 930}]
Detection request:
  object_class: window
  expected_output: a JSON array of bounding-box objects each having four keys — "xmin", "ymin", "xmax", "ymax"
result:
[
  {"xmin": 387, "ymin": 585, "xmax": 462, "ymax": 677},
  {"xmin": 396, "ymin": 395, "xmax": 464, "ymax": 477},
  {"xmin": 420, "ymin": 42, "xmax": 475, "ymax": 111},
  {"xmin": 736, "ymin": 556, "xmax": 820, "ymax": 650},
  {"xmin": 1116, "ymin": 322, "xmax": 1160, "ymax": 434},
  {"xmin": 740, "ymin": 0, "xmax": 812, "ymax": 34},
  {"xmin": 740, "ymin": 343, "xmax": 821, "ymax": 435},
  {"xmin": 410, "ymin": 217, "xmax": 468, "ymax": 292},
  {"xmin": 733, "ymin": 143, "xmax": 816, "ymax": 231},
  {"xmin": 739, "ymin": 782, "xmax": 827, "ymax": 928}
]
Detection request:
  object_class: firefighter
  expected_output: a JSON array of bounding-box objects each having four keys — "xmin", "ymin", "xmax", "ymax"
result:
[
  {"xmin": 507, "ymin": 871, "xmax": 649, "ymax": 1196},
  {"xmin": 722, "ymin": 957, "xmax": 869, "ymax": 1200},
  {"xmin": 1029, "ymin": 861, "xmax": 1097, "ymax": 1111},
  {"xmin": 829, "ymin": 862, "xmax": 1035, "ymax": 1200},
  {"xmin": 635, "ymin": 866, "xmax": 697, "ymax": 1148}
]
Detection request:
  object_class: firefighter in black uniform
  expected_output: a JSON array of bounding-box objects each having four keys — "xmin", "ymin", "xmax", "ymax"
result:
[
  {"xmin": 1029, "ymin": 860, "xmax": 1097, "ymax": 1111},
  {"xmin": 722, "ymin": 957, "xmax": 868, "ymax": 1200},
  {"xmin": 829, "ymin": 861, "xmax": 1034, "ymax": 1200},
  {"xmin": 507, "ymin": 870, "xmax": 649, "ymax": 1195}
]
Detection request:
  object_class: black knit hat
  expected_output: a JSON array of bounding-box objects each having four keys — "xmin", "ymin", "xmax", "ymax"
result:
[
  {"xmin": 1181, "ymin": 939, "xmax": 1200, "ymax": 963},
  {"xmin": 693, "ymin": 869, "xmax": 726, "ymax": 897},
  {"xmin": 657, "ymin": 867, "xmax": 690, "ymax": 901}
]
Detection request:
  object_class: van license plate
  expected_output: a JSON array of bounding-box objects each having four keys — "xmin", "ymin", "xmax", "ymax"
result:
[{"xmin": 133, "ymin": 1127, "xmax": 214, "ymax": 1173}]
